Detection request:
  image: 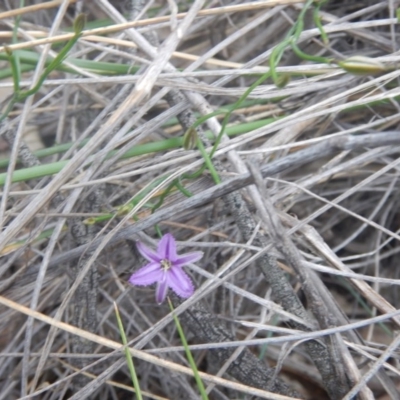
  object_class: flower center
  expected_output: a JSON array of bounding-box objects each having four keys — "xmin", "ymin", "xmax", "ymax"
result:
[{"xmin": 160, "ymin": 259, "xmax": 172, "ymax": 270}]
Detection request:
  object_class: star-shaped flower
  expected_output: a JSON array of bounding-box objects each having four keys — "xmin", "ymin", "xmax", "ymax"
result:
[{"xmin": 129, "ymin": 233, "xmax": 203, "ymax": 304}]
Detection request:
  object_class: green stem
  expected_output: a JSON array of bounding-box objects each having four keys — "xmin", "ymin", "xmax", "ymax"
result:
[
  {"xmin": 313, "ymin": 0, "xmax": 329, "ymax": 44},
  {"xmin": 290, "ymin": 41, "xmax": 332, "ymax": 64},
  {"xmin": 114, "ymin": 303, "xmax": 143, "ymax": 400},
  {"xmin": 0, "ymin": 118, "xmax": 277, "ymax": 185},
  {"xmin": 168, "ymin": 299, "xmax": 209, "ymax": 400},
  {"xmin": 0, "ymin": 15, "xmax": 86, "ymax": 123},
  {"xmin": 5, "ymin": 49, "xmax": 21, "ymax": 93}
]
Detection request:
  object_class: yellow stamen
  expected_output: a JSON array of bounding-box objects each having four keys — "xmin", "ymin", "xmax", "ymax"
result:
[{"xmin": 160, "ymin": 259, "xmax": 172, "ymax": 270}]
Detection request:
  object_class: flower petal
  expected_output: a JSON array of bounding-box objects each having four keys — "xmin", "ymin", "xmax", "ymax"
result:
[
  {"xmin": 136, "ymin": 241, "xmax": 161, "ymax": 262},
  {"xmin": 168, "ymin": 266, "xmax": 195, "ymax": 298},
  {"xmin": 157, "ymin": 233, "xmax": 177, "ymax": 261},
  {"xmin": 156, "ymin": 274, "xmax": 169, "ymax": 304},
  {"xmin": 174, "ymin": 251, "xmax": 203, "ymax": 268},
  {"xmin": 129, "ymin": 262, "xmax": 162, "ymax": 286}
]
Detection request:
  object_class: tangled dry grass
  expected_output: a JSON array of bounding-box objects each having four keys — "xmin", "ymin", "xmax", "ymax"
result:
[{"xmin": 1, "ymin": 0, "xmax": 400, "ymax": 399}]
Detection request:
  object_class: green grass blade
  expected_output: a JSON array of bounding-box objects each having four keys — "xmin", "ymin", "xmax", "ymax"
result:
[
  {"xmin": 0, "ymin": 118, "xmax": 277, "ymax": 185},
  {"xmin": 168, "ymin": 298, "xmax": 209, "ymax": 400},
  {"xmin": 114, "ymin": 302, "xmax": 143, "ymax": 400}
]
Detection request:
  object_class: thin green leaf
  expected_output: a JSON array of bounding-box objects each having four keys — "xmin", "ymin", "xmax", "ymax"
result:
[
  {"xmin": 114, "ymin": 302, "xmax": 143, "ymax": 400},
  {"xmin": 168, "ymin": 298, "xmax": 208, "ymax": 400}
]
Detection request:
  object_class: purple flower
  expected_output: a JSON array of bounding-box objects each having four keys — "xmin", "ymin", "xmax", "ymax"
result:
[{"xmin": 129, "ymin": 233, "xmax": 203, "ymax": 304}]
